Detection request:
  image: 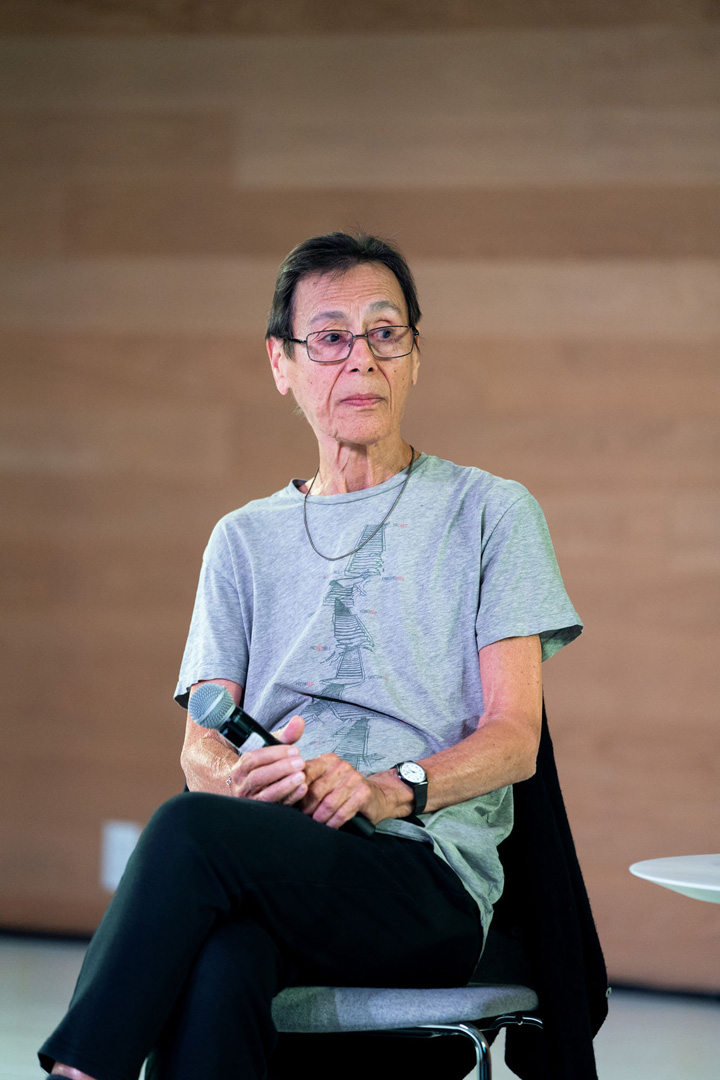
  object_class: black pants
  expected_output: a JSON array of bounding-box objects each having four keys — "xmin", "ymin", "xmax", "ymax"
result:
[{"xmin": 39, "ymin": 793, "xmax": 482, "ymax": 1080}]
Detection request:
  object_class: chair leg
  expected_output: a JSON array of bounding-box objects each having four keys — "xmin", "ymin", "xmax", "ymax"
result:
[{"xmin": 412, "ymin": 1023, "xmax": 492, "ymax": 1080}]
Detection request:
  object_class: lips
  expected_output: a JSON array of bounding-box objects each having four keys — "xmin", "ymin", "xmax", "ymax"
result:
[{"xmin": 341, "ymin": 394, "xmax": 384, "ymax": 406}]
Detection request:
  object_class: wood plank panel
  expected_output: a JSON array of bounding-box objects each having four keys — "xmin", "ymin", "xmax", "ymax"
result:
[
  {"xmin": 2, "ymin": 258, "xmax": 719, "ymax": 337},
  {"xmin": 0, "ymin": 472, "xmax": 260, "ymax": 547},
  {"xmin": 237, "ymin": 107, "xmax": 720, "ymax": 187},
  {"xmin": 60, "ymin": 183, "xmax": 720, "ymax": 258},
  {"xmin": 412, "ymin": 416, "xmax": 720, "ymax": 494},
  {"xmin": 0, "ymin": 607, "xmax": 187, "ymax": 755},
  {"xmin": 554, "ymin": 712, "xmax": 720, "ymax": 856},
  {"xmin": 549, "ymin": 630, "xmax": 716, "ymax": 722},
  {"xmin": 0, "ymin": 4, "xmax": 718, "ymax": 993},
  {"xmin": 407, "ymin": 413, "xmax": 720, "ymax": 490},
  {"xmin": 0, "ymin": 400, "xmax": 237, "ymax": 480},
  {"xmin": 542, "ymin": 492, "xmax": 720, "ymax": 574},
  {"xmin": 414, "ymin": 260, "xmax": 720, "ymax": 338},
  {"xmin": 410, "ymin": 339, "xmax": 720, "ymax": 419},
  {"xmin": 0, "ymin": 257, "xmax": 277, "ymax": 333},
  {"xmin": 1, "ymin": 27, "xmax": 718, "ymax": 110},
  {"xmin": 0, "ymin": 330, "xmax": 275, "ymax": 408},
  {"xmin": 0, "ymin": 0, "xmax": 713, "ymax": 35},
  {"xmin": 0, "ymin": 111, "xmax": 237, "ymax": 181},
  {"xmin": 543, "ymin": 608, "xmax": 719, "ymax": 725},
  {"xmin": 0, "ymin": 180, "xmax": 64, "ymax": 256},
  {"xmin": 0, "ymin": 535, "xmax": 203, "ymax": 613},
  {"xmin": 547, "ymin": 569, "xmax": 720, "ymax": 652},
  {"xmin": 3, "ymin": 331, "xmax": 719, "ymax": 420},
  {"xmin": 540, "ymin": 693, "xmax": 720, "ymax": 990}
]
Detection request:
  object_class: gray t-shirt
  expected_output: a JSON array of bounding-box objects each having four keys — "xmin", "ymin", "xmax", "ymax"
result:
[{"xmin": 175, "ymin": 453, "xmax": 582, "ymax": 936}]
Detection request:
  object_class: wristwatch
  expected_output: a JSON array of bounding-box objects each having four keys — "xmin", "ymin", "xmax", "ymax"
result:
[{"xmin": 395, "ymin": 761, "xmax": 428, "ymax": 814}]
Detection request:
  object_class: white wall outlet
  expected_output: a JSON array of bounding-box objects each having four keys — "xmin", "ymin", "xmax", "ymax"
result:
[{"xmin": 100, "ymin": 820, "xmax": 142, "ymax": 892}]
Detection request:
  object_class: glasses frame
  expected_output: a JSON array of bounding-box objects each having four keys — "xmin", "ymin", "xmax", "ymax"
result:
[{"xmin": 287, "ymin": 325, "xmax": 419, "ymax": 365}]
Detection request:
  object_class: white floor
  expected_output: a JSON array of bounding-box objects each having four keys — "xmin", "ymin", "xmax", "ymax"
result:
[{"xmin": 1, "ymin": 936, "xmax": 718, "ymax": 1079}]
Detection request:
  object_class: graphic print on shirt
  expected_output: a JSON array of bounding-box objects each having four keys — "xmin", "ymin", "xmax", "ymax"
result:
[{"xmin": 302, "ymin": 524, "xmax": 390, "ymax": 771}]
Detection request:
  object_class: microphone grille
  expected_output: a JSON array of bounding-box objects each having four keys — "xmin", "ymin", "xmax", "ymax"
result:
[{"xmin": 188, "ymin": 683, "xmax": 235, "ymax": 729}]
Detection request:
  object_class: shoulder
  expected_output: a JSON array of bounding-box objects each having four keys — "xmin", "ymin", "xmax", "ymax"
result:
[
  {"xmin": 202, "ymin": 483, "xmax": 298, "ymax": 566},
  {"xmin": 419, "ymin": 454, "xmax": 536, "ymax": 527}
]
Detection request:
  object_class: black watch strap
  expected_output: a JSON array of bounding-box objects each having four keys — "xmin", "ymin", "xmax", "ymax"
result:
[{"xmin": 395, "ymin": 761, "xmax": 428, "ymax": 815}]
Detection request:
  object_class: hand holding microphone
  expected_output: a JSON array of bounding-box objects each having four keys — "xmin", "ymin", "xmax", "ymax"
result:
[{"xmin": 188, "ymin": 684, "xmax": 375, "ymax": 837}]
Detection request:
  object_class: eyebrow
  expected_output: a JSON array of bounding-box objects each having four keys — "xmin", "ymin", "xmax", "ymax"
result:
[{"xmin": 308, "ymin": 300, "xmax": 405, "ymax": 327}]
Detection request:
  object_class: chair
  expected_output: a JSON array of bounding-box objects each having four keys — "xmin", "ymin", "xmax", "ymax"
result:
[
  {"xmin": 271, "ymin": 923, "xmax": 542, "ymax": 1080},
  {"xmin": 271, "ymin": 703, "xmax": 609, "ymax": 1080}
]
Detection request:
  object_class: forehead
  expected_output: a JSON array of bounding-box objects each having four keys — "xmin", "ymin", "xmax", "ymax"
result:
[{"xmin": 292, "ymin": 262, "xmax": 407, "ymax": 329}]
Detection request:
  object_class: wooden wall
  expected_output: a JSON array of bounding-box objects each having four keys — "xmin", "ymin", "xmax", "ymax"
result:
[{"xmin": 1, "ymin": 2, "xmax": 718, "ymax": 991}]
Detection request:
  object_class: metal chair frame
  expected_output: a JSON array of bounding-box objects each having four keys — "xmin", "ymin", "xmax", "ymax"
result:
[
  {"xmin": 390, "ymin": 1013, "xmax": 544, "ymax": 1080},
  {"xmin": 272, "ymin": 986, "xmax": 543, "ymax": 1080}
]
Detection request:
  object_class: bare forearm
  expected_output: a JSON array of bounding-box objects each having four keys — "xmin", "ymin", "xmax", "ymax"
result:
[
  {"xmin": 426, "ymin": 710, "xmax": 539, "ymax": 807},
  {"xmin": 181, "ymin": 728, "xmax": 238, "ymax": 795},
  {"xmin": 367, "ymin": 635, "xmax": 543, "ymax": 821},
  {"xmin": 367, "ymin": 710, "xmax": 540, "ymax": 820},
  {"xmin": 181, "ymin": 700, "xmax": 309, "ymax": 805}
]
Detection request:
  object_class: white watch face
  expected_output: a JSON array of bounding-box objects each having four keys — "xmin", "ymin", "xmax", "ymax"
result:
[{"xmin": 400, "ymin": 762, "xmax": 426, "ymax": 784}]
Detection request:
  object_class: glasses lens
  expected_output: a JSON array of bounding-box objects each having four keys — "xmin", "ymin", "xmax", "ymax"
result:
[
  {"xmin": 306, "ymin": 330, "xmax": 353, "ymax": 363},
  {"xmin": 304, "ymin": 326, "xmax": 415, "ymax": 363},
  {"xmin": 367, "ymin": 326, "xmax": 414, "ymax": 357}
]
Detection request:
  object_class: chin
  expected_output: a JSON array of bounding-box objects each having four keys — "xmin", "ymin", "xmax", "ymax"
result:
[{"xmin": 337, "ymin": 424, "xmax": 391, "ymax": 447}]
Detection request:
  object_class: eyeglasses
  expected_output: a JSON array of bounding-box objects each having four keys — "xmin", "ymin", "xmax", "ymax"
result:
[{"xmin": 288, "ymin": 325, "xmax": 418, "ymax": 365}]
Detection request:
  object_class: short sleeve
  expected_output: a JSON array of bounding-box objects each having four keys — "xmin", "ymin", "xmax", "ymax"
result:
[
  {"xmin": 174, "ymin": 523, "xmax": 251, "ymax": 708},
  {"xmin": 476, "ymin": 492, "xmax": 582, "ymax": 661}
]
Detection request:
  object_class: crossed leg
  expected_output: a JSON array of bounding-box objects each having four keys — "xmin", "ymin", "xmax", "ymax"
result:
[{"xmin": 41, "ymin": 793, "xmax": 481, "ymax": 1080}]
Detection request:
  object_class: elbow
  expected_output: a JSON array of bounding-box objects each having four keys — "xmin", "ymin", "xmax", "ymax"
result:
[
  {"xmin": 179, "ymin": 747, "xmax": 190, "ymax": 786},
  {"xmin": 180, "ymin": 740, "xmax": 195, "ymax": 789},
  {"xmin": 513, "ymin": 731, "xmax": 540, "ymax": 783},
  {"xmin": 516, "ymin": 753, "xmax": 538, "ymax": 783},
  {"xmin": 519, "ymin": 714, "xmax": 541, "ymax": 782}
]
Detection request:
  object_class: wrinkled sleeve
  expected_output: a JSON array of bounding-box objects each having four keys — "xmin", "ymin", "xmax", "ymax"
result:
[
  {"xmin": 174, "ymin": 521, "xmax": 251, "ymax": 708},
  {"xmin": 476, "ymin": 492, "xmax": 582, "ymax": 661}
]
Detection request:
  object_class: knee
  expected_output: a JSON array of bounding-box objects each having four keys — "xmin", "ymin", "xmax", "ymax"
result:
[{"xmin": 140, "ymin": 792, "xmax": 229, "ymax": 858}]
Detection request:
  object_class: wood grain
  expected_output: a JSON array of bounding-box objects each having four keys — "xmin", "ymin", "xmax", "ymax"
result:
[
  {"xmin": 1, "ymin": 258, "xmax": 719, "ymax": 337},
  {"xmin": 2, "ymin": 27, "xmax": 719, "ymax": 110},
  {"xmin": 58, "ymin": 184, "xmax": 720, "ymax": 258},
  {"xmin": 0, "ymin": 1, "xmax": 715, "ymax": 36},
  {"xmin": 0, "ymin": 11, "xmax": 718, "ymax": 994},
  {"xmin": 0, "ymin": 111, "xmax": 237, "ymax": 181}
]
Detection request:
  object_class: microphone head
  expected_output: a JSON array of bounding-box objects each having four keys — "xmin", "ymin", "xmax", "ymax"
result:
[{"xmin": 188, "ymin": 683, "xmax": 235, "ymax": 730}]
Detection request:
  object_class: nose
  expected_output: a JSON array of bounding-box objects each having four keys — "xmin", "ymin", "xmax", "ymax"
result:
[{"xmin": 347, "ymin": 334, "xmax": 376, "ymax": 371}]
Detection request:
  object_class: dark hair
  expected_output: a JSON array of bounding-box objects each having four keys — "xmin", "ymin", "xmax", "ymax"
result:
[{"xmin": 266, "ymin": 232, "xmax": 421, "ymax": 355}]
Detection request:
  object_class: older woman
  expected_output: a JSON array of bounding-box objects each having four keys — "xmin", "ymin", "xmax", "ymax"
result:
[{"xmin": 40, "ymin": 233, "xmax": 581, "ymax": 1080}]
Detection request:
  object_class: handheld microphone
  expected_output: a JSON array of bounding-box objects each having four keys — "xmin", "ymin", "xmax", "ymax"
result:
[
  {"xmin": 188, "ymin": 683, "xmax": 375, "ymax": 837},
  {"xmin": 189, "ymin": 682, "xmax": 282, "ymax": 749}
]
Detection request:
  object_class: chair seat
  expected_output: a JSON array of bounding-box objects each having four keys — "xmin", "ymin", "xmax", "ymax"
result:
[{"xmin": 272, "ymin": 983, "xmax": 539, "ymax": 1033}]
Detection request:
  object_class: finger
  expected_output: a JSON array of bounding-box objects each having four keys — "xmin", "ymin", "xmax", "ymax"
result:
[
  {"xmin": 323, "ymin": 771, "xmax": 376, "ymax": 828},
  {"xmin": 299, "ymin": 754, "xmax": 335, "ymax": 801},
  {"xmin": 234, "ymin": 756, "xmax": 306, "ymax": 796},
  {"xmin": 324, "ymin": 786, "xmax": 370, "ymax": 829},
  {"xmin": 237, "ymin": 744, "xmax": 303, "ymax": 771},
  {"xmin": 301, "ymin": 754, "xmax": 334, "ymax": 787},
  {"xmin": 309, "ymin": 771, "xmax": 365, "ymax": 825},
  {"xmin": 255, "ymin": 771, "xmax": 308, "ymax": 805},
  {"xmin": 315, "ymin": 790, "xmax": 367, "ymax": 829},
  {"xmin": 281, "ymin": 779, "xmax": 311, "ymax": 806},
  {"xmin": 275, "ymin": 715, "xmax": 305, "ymax": 745},
  {"xmin": 302, "ymin": 758, "xmax": 355, "ymax": 814},
  {"xmin": 229, "ymin": 771, "xmax": 308, "ymax": 804}
]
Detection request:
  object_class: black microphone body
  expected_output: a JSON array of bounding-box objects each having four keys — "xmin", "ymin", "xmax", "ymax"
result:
[
  {"xmin": 217, "ymin": 707, "xmax": 282, "ymax": 749},
  {"xmin": 188, "ymin": 685, "xmax": 375, "ymax": 838}
]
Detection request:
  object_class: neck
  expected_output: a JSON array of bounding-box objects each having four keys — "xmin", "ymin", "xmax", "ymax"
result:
[{"xmin": 309, "ymin": 438, "xmax": 414, "ymax": 495}]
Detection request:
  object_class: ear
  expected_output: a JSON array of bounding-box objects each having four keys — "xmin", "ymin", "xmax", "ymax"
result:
[
  {"xmin": 267, "ymin": 337, "xmax": 291, "ymax": 396},
  {"xmin": 410, "ymin": 338, "xmax": 420, "ymax": 386}
]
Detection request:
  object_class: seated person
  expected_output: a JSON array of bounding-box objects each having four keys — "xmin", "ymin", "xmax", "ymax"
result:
[{"xmin": 40, "ymin": 231, "xmax": 582, "ymax": 1080}]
